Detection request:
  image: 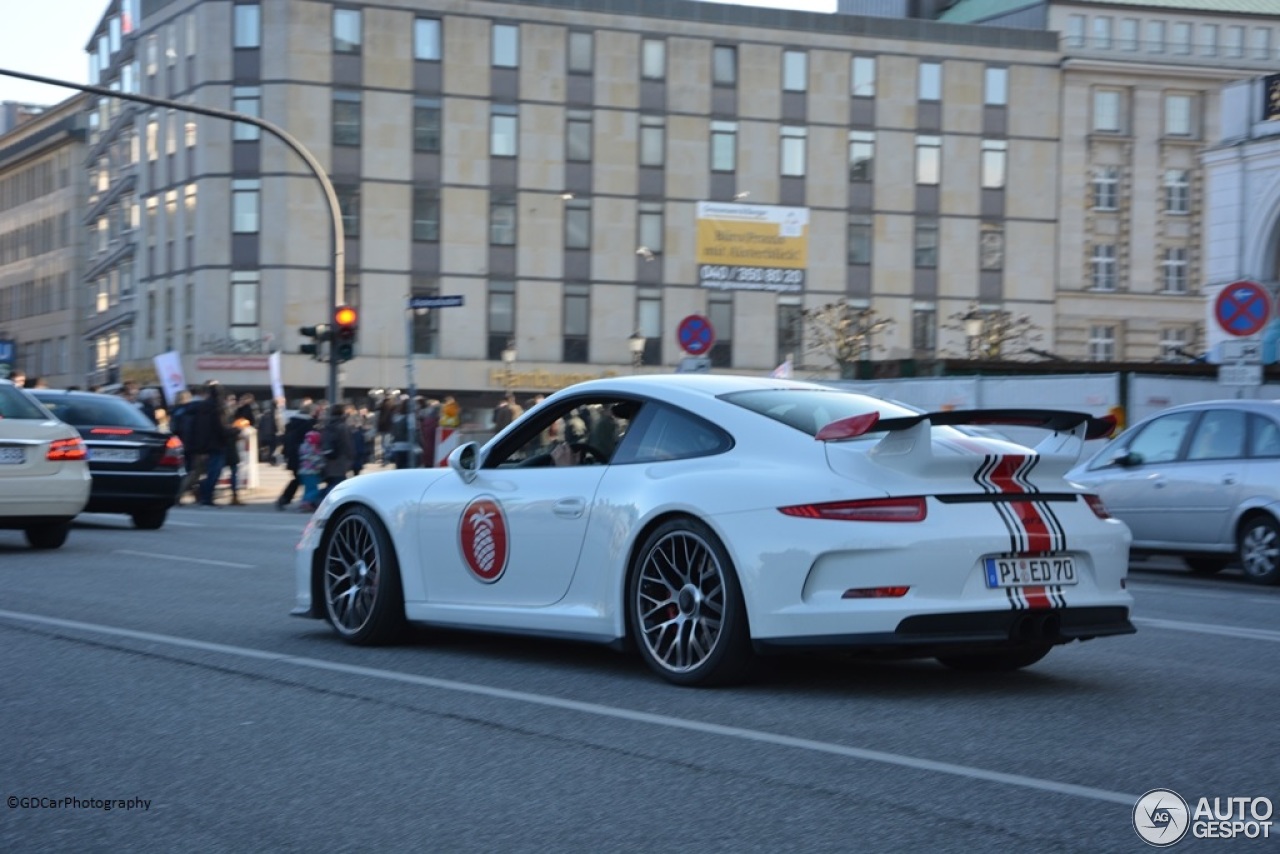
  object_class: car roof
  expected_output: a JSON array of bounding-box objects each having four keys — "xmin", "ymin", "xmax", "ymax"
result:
[
  {"xmin": 550, "ymin": 373, "xmax": 841, "ymax": 400},
  {"xmin": 1157, "ymin": 399, "xmax": 1280, "ymax": 414}
]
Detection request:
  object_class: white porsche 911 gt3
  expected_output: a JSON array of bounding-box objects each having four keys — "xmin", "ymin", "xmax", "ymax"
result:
[{"xmin": 293, "ymin": 375, "xmax": 1134, "ymax": 686}]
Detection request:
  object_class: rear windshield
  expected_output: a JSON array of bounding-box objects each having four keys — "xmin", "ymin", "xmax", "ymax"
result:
[
  {"xmin": 721, "ymin": 389, "xmax": 919, "ymax": 437},
  {"xmin": 0, "ymin": 385, "xmax": 54, "ymax": 420},
  {"xmin": 33, "ymin": 394, "xmax": 156, "ymax": 429}
]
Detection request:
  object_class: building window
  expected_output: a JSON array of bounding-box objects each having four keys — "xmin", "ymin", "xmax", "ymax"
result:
[
  {"xmin": 980, "ymin": 223, "xmax": 1004, "ymax": 271},
  {"xmin": 333, "ymin": 90, "xmax": 361, "ymax": 147},
  {"xmin": 1147, "ymin": 21, "xmax": 1166, "ymax": 53},
  {"xmin": 981, "ymin": 140, "xmax": 1007, "ymax": 189},
  {"xmin": 230, "ymin": 271, "xmax": 259, "ymax": 339},
  {"xmin": 410, "ymin": 278, "xmax": 440, "ymax": 356},
  {"xmin": 412, "ymin": 187, "xmax": 439, "ymax": 242},
  {"xmin": 568, "ymin": 32, "xmax": 593, "ymax": 74},
  {"xmin": 233, "ymin": 4, "xmax": 260, "ymax": 49},
  {"xmin": 1093, "ymin": 16, "xmax": 1112, "ymax": 49},
  {"xmin": 638, "ymin": 202, "xmax": 663, "ymax": 254},
  {"xmin": 1162, "ymin": 248, "xmax": 1188, "ymax": 293},
  {"xmin": 640, "ymin": 115, "xmax": 665, "ymax": 168},
  {"xmin": 333, "ymin": 8, "xmax": 361, "ymax": 54},
  {"xmin": 783, "ymin": 50, "xmax": 807, "ymax": 92},
  {"xmin": 493, "ymin": 24, "xmax": 518, "ymax": 68},
  {"xmin": 918, "ymin": 62, "xmax": 941, "ymax": 101},
  {"xmin": 563, "ymin": 284, "xmax": 589, "ymax": 363},
  {"xmin": 777, "ymin": 298, "xmax": 803, "ymax": 366},
  {"xmin": 1066, "ymin": 15, "xmax": 1086, "ymax": 48},
  {"xmin": 848, "ymin": 214, "xmax": 872, "ymax": 265},
  {"xmin": 984, "ymin": 67, "xmax": 1007, "ymax": 106},
  {"xmin": 337, "ymin": 184, "xmax": 359, "ymax": 238},
  {"xmin": 1091, "ymin": 244, "xmax": 1116, "ymax": 291},
  {"xmin": 232, "ymin": 86, "xmax": 260, "ymax": 141},
  {"xmin": 916, "ymin": 135, "xmax": 940, "ymax": 185},
  {"xmin": 848, "ymin": 131, "xmax": 874, "ymax": 182},
  {"xmin": 1225, "ymin": 26, "xmax": 1245, "ymax": 58},
  {"xmin": 1159, "ymin": 327, "xmax": 1189, "ymax": 361},
  {"xmin": 556, "ymin": 198, "xmax": 590, "ymax": 251},
  {"xmin": 713, "ymin": 45, "xmax": 736, "ymax": 86},
  {"xmin": 781, "ymin": 126, "xmax": 807, "ymax": 177},
  {"xmin": 1119, "ymin": 19, "xmax": 1139, "ymax": 51},
  {"xmin": 1164, "ymin": 169, "xmax": 1190, "ymax": 214},
  {"xmin": 488, "ymin": 280, "xmax": 515, "ymax": 361},
  {"xmin": 851, "ymin": 56, "xmax": 875, "ymax": 98},
  {"xmin": 566, "ymin": 110, "xmax": 592, "ymax": 162},
  {"xmin": 914, "ymin": 217, "xmax": 938, "ymax": 268},
  {"xmin": 1094, "ymin": 166, "xmax": 1119, "ymax": 210},
  {"xmin": 637, "ymin": 287, "xmax": 662, "ymax": 366},
  {"xmin": 641, "ymin": 39, "xmax": 665, "ymax": 80},
  {"xmin": 490, "ymin": 192, "xmax": 516, "ymax": 245},
  {"xmin": 912, "ymin": 304, "xmax": 936, "ymax": 356},
  {"xmin": 231, "ymin": 179, "xmax": 259, "ymax": 233},
  {"xmin": 1252, "ymin": 27, "xmax": 1271, "ymax": 60},
  {"xmin": 1093, "ymin": 90, "xmax": 1121, "ymax": 132},
  {"xmin": 1165, "ymin": 94, "xmax": 1193, "ymax": 136},
  {"xmin": 414, "ymin": 17, "xmax": 441, "ymax": 61},
  {"xmin": 1088, "ymin": 325, "xmax": 1116, "ymax": 362},
  {"xmin": 1201, "ymin": 24, "xmax": 1218, "ymax": 57},
  {"xmin": 711, "ymin": 121, "xmax": 737, "ymax": 172},
  {"xmin": 491, "ymin": 105, "xmax": 518, "ymax": 157},
  {"xmin": 414, "ymin": 97, "xmax": 441, "ymax": 152}
]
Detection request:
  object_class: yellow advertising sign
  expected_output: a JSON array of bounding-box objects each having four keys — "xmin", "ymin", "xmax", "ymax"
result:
[{"xmin": 695, "ymin": 202, "xmax": 808, "ymax": 293}]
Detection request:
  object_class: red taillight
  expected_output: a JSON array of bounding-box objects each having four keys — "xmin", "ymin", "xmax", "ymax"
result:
[
  {"xmin": 842, "ymin": 586, "xmax": 911, "ymax": 599},
  {"xmin": 1083, "ymin": 494, "xmax": 1111, "ymax": 519},
  {"xmin": 47, "ymin": 437, "xmax": 87, "ymax": 461},
  {"xmin": 778, "ymin": 496, "xmax": 927, "ymax": 522},
  {"xmin": 159, "ymin": 435, "xmax": 184, "ymax": 467},
  {"xmin": 91, "ymin": 427, "xmax": 135, "ymax": 435}
]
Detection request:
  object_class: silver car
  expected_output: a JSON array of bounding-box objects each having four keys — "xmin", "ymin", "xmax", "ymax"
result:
[{"xmin": 1068, "ymin": 400, "xmax": 1280, "ymax": 585}]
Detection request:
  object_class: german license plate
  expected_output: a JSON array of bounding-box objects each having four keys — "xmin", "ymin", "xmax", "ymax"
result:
[
  {"xmin": 985, "ymin": 555, "xmax": 1077, "ymax": 588},
  {"xmin": 93, "ymin": 448, "xmax": 138, "ymax": 463},
  {"xmin": 0, "ymin": 447, "xmax": 24, "ymax": 465}
]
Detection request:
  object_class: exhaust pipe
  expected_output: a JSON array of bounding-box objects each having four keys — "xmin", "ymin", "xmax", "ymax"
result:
[{"xmin": 1010, "ymin": 613, "xmax": 1063, "ymax": 642}]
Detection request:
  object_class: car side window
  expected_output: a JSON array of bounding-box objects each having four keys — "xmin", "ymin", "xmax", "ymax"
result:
[
  {"xmin": 486, "ymin": 397, "xmax": 640, "ymax": 468},
  {"xmin": 1124, "ymin": 411, "xmax": 1197, "ymax": 465},
  {"xmin": 616, "ymin": 404, "xmax": 731, "ymax": 464},
  {"xmin": 1186, "ymin": 409, "xmax": 1246, "ymax": 462},
  {"xmin": 0, "ymin": 385, "xmax": 50, "ymax": 420},
  {"xmin": 1249, "ymin": 415, "xmax": 1280, "ymax": 459}
]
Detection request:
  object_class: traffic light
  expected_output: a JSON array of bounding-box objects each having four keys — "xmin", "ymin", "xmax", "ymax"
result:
[
  {"xmin": 334, "ymin": 305, "xmax": 358, "ymax": 362},
  {"xmin": 300, "ymin": 323, "xmax": 330, "ymax": 360}
]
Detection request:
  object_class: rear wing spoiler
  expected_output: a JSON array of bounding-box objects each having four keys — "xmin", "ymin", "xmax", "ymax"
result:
[{"xmin": 816, "ymin": 409, "xmax": 1117, "ymax": 442}]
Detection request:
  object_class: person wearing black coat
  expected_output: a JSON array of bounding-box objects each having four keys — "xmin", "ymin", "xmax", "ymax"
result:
[
  {"xmin": 193, "ymin": 382, "xmax": 230, "ymax": 506},
  {"xmin": 275, "ymin": 402, "xmax": 319, "ymax": 510}
]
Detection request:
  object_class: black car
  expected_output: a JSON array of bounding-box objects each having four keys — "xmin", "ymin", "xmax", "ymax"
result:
[{"xmin": 30, "ymin": 390, "xmax": 184, "ymax": 530}]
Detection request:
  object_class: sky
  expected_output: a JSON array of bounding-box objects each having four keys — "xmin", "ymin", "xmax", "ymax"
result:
[{"xmin": 0, "ymin": 0, "xmax": 837, "ymax": 107}]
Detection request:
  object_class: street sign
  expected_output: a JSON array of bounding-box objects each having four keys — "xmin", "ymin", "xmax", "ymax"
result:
[
  {"xmin": 676, "ymin": 356, "xmax": 712, "ymax": 374},
  {"xmin": 677, "ymin": 314, "xmax": 715, "ymax": 356},
  {"xmin": 1221, "ymin": 340, "xmax": 1262, "ymax": 363},
  {"xmin": 1214, "ymin": 281, "xmax": 1271, "ymax": 338},
  {"xmin": 409, "ymin": 294, "xmax": 464, "ymax": 310},
  {"xmin": 1220, "ymin": 363, "xmax": 1263, "ymax": 387}
]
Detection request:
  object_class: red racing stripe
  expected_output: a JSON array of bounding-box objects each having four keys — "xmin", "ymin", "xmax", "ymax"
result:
[
  {"xmin": 1023, "ymin": 586, "xmax": 1052, "ymax": 610},
  {"xmin": 1012, "ymin": 501, "xmax": 1053, "ymax": 553}
]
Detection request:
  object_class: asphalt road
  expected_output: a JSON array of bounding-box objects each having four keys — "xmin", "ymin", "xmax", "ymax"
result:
[{"xmin": 2, "ymin": 497, "xmax": 1277, "ymax": 853}]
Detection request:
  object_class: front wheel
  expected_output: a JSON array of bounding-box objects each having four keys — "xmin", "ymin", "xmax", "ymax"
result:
[
  {"xmin": 321, "ymin": 505, "xmax": 406, "ymax": 644},
  {"xmin": 936, "ymin": 645, "xmax": 1052, "ymax": 672},
  {"xmin": 25, "ymin": 522, "xmax": 70, "ymax": 550},
  {"xmin": 1238, "ymin": 514, "xmax": 1280, "ymax": 585},
  {"xmin": 629, "ymin": 518, "xmax": 753, "ymax": 687}
]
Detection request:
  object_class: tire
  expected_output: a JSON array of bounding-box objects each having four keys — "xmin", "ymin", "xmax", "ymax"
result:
[
  {"xmin": 25, "ymin": 523, "xmax": 70, "ymax": 550},
  {"xmin": 937, "ymin": 645, "xmax": 1052, "ymax": 672},
  {"xmin": 1185, "ymin": 556, "xmax": 1230, "ymax": 575},
  {"xmin": 1238, "ymin": 514, "xmax": 1280, "ymax": 586},
  {"xmin": 132, "ymin": 506, "xmax": 169, "ymax": 530},
  {"xmin": 629, "ymin": 518, "xmax": 753, "ymax": 686},
  {"xmin": 320, "ymin": 505, "xmax": 406, "ymax": 644}
]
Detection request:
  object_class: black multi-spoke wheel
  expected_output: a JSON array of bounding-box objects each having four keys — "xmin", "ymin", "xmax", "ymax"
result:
[
  {"xmin": 630, "ymin": 518, "xmax": 752, "ymax": 686},
  {"xmin": 1238, "ymin": 514, "xmax": 1280, "ymax": 585},
  {"xmin": 321, "ymin": 505, "xmax": 406, "ymax": 644}
]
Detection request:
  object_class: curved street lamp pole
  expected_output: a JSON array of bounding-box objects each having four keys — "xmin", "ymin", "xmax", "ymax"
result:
[{"xmin": 0, "ymin": 67, "xmax": 346, "ymax": 405}]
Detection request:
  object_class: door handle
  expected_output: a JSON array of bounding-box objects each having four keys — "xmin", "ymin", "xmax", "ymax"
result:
[
  {"xmin": 553, "ymin": 498, "xmax": 586, "ymax": 519},
  {"xmin": 1223, "ymin": 475, "xmax": 1237, "ymax": 485}
]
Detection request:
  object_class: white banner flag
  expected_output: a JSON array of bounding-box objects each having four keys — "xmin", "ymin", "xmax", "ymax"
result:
[
  {"xmin": 154, "ymin": 351, "xmax": 187, "ymax": 406},
  {"xmin": 269, "ymin": 351, "xmax": 284, "ymax": 403},
  {"xmin": 770, "ymin": 359, "xmax": 793, "ymax": 379}
]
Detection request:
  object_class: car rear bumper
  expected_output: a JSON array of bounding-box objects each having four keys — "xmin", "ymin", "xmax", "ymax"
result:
[
  {"xmin": 0, "ymin": 470, "xmax": 90, "ymax": 523},
  {"xmin": 85, "ymin": 470, "xmax": 183, "ymax": 511}
]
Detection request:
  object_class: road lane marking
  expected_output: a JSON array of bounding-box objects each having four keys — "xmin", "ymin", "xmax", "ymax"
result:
[
  {"xmin": 0, "ymin": 607, "xmax": 1137, "ymax": 806},
  {"xmin": 1133, "ymin": 616, "xmax": 1280, "ymax": 643},
  {"xmin": 1128, "ymin": 582, "xmax": 1278, "ymax": 607},
  {"xmin": 112, "ymin": 550, "xmax": 255, "ymax": 569}
]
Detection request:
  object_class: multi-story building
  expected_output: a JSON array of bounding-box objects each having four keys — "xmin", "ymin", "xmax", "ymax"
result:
[
  {"xmin": 87, "ymin": 0, "xmax": 1064, "ymax": 406},
  {"xmin": 0, "ymin": 93, "xmax": 89, "ymax": 385},
  {"xmin": 936, "ymin": 0, "xmax": 1280, "ymax": 362},
  {"xmin": 0, "ymin": 101, "xmax": 49, "ymax": 135}
]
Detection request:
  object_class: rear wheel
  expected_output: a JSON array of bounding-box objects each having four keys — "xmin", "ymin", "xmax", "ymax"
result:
[
  {"xmin": 132, "ymin": 505, "xmax": 169, "ymax": 530},
  {"xmin": 1185, "ymin": 556, "xmax": 1230, "ymax": 575},
  {"xmin": 629, "ymin": 518, "xmax": 753, "ymax": 687},
  {"xmin": 1238, "ymin": 514, "xmax": 1280, "ymax": 585},
  {"xmin": 25, "ymin": 523, "xmax": 70, "ymax": 550},
  {"xmin": 936, "ymin": 645, "xmax": 1052, "ymax": 672},
  {"xmin": 321, "ymin": 505, "xmax": 406, "ymax": 644}
]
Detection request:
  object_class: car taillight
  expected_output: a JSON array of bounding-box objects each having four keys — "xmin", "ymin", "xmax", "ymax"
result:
[
  {"xmin": 778, "ymin": 496, "xmax": 927, "ymax": 522},
  {"xmin": 91, "ymin": 427, "xmax": 134, "ymax": 435},
  {"xmin": 842, "ymin": 586, "xmax": 911, "ymax": 599},
  {"xmin": 159, "ymin": 435, "xmax": 184, "ymax": 467},
  {"xmin": 1082, "ymin": 494, "xmax": 1111, "ymax": 519},
  {"xmin": 47, "ymin": 437, "xmax": 87, "ymax": 461}
]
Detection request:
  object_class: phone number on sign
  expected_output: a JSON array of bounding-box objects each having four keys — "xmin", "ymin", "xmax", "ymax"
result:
[{"xmin": 699, "ymin": 265, "xmax": 805, "ymax": 292}]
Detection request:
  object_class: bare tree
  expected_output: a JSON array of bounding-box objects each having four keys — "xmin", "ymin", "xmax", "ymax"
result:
[
  {"xmin": 941, "ymin": 303, "xmax": 1044, "ymax": 360},
  {"xmin": 802, "ymin": 302, "xmax": 895, "ymax": 378}
]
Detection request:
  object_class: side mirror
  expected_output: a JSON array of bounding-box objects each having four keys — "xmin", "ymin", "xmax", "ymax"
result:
[
  {"xmin": 1111, "ymin": 450, "xmax": 1142, "ymax": 468},
  {"xmin": 448, "ymin": 442, "xmax": 481, "ymax": 483}
]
